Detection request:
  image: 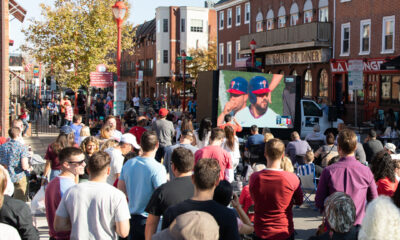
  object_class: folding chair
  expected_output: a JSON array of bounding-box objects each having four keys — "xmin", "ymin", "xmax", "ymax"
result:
[{"xmin": 297, "ymin": 163, "xmax": 318, "ymax": 207}]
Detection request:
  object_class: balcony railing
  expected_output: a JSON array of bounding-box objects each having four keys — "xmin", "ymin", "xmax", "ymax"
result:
[
  {"xmin": 143, "ymin": 69, "xmax": 154, "ymax": 77},
  {"xmin": 121, "ymin": 69, "xmax": 136, "ymax": 77},
  {"xmin": 240, "ymin": 22, "xmax": 331, "ymax": 52}
]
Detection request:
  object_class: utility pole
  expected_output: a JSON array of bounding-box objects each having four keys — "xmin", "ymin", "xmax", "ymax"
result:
[{"xmin": 1, "ymin": 0, "xmax": 10, "ymax": 137}]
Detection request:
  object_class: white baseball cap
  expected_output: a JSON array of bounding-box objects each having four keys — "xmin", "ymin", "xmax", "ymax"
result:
[
  {"xmin": 120, "ymin": 133, "xmax": 140, "ymax": 149},
  {"xmin": 384, "ymin": 143, "xmax": 396, "ymax": 153}
]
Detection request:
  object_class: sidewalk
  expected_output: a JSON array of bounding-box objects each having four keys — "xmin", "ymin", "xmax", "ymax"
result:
[{"xmin": 25, "ymin": 134, "xmax": 56, "ymax": 239}]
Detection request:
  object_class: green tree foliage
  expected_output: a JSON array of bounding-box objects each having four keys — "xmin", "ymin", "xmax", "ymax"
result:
[
  {"xmin": 186, "ymin": 40, "xmax": 217, "ymax": 82},
  {"xmin": 22, "ymin": 0, "xmax": 135, "ymax": 90}
]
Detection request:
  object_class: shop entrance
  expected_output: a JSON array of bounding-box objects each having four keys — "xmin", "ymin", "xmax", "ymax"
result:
[{"xmin": 364, "ymin": 74, "xmax": 379, "ymax": 121}]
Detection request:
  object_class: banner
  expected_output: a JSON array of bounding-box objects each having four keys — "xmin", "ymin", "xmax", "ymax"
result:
[{"xmin": 90, "ymin": 72, "xmax": 113, "ymax": 88}]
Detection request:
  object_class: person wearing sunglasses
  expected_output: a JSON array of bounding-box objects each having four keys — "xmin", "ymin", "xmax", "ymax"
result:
[{"xmin": 45, "ymin": 147, "xmax": 86, "ymax": 240}]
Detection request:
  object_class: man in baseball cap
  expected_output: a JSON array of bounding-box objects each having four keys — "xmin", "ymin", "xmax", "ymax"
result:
[
  {"xmin": 235, "ymin": 74, "xmax": 285, "ymax": 128},
  {"xmin": 217, "ymin": 77, "xmax": 249, "ymax": 126},
  {"xmin": 104, "ymin": 133, "xmax": 140, "ymax": 185}
]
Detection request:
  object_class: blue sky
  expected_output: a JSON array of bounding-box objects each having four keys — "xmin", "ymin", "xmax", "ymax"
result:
[{"xmin": 10, "ymin": 0, "xmax": 206, "ymax": 53}]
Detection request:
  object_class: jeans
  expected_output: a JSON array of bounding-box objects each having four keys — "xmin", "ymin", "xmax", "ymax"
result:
[
  {"xmin": 154, "ymin": 145, "xmax": 165, "ymax": 162},
  {"xmin": 129, "ymin": 214, "xmax": 147, "ymax": 240},
  {"xmin": 21, "ymin": 119, "xmax": 29, "ymax": 135}
]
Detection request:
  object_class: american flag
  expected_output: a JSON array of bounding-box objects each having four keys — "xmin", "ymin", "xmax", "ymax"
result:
[{"xmin": 24, "ymin": 63, "xmax": 32, "ymax": 72}]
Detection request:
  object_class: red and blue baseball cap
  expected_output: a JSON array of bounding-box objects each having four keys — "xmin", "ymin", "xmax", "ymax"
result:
[
  {"xmin": 250, "ymin": 76, "xmax": 271, "ymax": 94},
  {"xmin": 227, "ymin": 77, "xmax": 248, "ymax": 95}
]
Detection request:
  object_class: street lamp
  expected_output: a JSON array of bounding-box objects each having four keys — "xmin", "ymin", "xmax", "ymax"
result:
[
  {"xmin": 250, "ymin": 39, "xmax": 256, "ymax": 68},
  {"xmin": 112, "ymin": 1, "xmax": 127, "ymax": 82},
  {"xmin": 181, "ymin": 51, "xmax": 187, "ymax": 112}
]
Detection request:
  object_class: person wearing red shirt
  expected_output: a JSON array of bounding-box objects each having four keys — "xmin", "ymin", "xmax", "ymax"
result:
[
  {"xmin": 194, "ymin": 128, "xmax": 233, "ymax": 182},
  {"xmin": 250, "ymin": 138, "xmax": 303, "ymax": 240},
  {"xmin": 218, "ymin": 115, "xmax": 242, "ymax": 135},
  {"xmin": 129, "ymin": 116, "xmax": 147, "ymax": 145},
  {"xmin": 371, "ymin": 150, "xmax": 399, "ymax": 197}
]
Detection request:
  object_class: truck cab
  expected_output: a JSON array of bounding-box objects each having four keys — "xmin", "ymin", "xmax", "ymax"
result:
[{"xmin": 300, "ymin": 99, "xmax": 343, "ymax": 138}]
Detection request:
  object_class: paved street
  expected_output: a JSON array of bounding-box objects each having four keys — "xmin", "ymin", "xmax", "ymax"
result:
[{"xmin": 25, "ymin": 134, "xmax": 322, "ymax": 240}]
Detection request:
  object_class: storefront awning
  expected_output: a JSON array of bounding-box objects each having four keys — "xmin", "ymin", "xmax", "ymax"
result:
[
  {"xmin": 380, "ymin": 55, "xmax": 400, "ymax": 70},
  {"xmin": 9, "ymin": 0, "xmax": 27, "ymax": 23}
]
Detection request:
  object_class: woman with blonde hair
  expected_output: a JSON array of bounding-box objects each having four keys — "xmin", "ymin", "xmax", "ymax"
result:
[
  {"xmin": 100, "ymin": 139, "xmax": 119, "ymax": 151},
  {"xmin": 0, "ymin": 166, "xmax": 39, "ymax": 239},
  {"xmin": 263, "ymin": 132, "xmax": 274, "ymax": 143},
  {"xmin": 80, "ymin": 136, "xmax": 100, "ymax": 182},
  {"xmin": 78, "ymin": 126, "xmax": 91, "ymax": 145},
  {"xmin": 281, "ymin": 156, "xmax": 294, "ymax": 173}
]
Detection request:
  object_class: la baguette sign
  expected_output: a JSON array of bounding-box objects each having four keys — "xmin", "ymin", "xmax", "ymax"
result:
[{"xmin": 330, "ymin": 58, "xmax": 388, "ymax": 74}]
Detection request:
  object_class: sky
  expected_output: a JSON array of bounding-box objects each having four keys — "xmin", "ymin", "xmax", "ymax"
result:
[{"xmin": 9, "ymin": 0, "xmax": 206, "ymax": 53}]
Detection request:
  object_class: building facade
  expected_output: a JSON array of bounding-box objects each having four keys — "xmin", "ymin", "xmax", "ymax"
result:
[
  {"xmin": 121, "ymin": 6, "xmax": 216, "ymax": 102},
  {"xmin": 332, "ymin": 0, "xmax": 400, "ymax": 124},
  {"xmin": 217, "ymin": 0, "xmax": 332, "ymax": 102},
  {"xmin": 155, "ymin": 6, "xmax": 216, "ymax": 100},
  {"xmin": 121, "ymin": 19, "xmax": 156, "ymax": 100}
]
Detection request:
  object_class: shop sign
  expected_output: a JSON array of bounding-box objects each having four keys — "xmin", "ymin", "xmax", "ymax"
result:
[
  {"xmin": 348, "ymin": 60, "xmax": 363, "ymax": 90},
  {"xmin": 330, "ymin": 58, "xmax": 387, "ymax": 74},
  {"xmin": 265, "ymin": 49, "xmax": 331, "ymax": 65}
]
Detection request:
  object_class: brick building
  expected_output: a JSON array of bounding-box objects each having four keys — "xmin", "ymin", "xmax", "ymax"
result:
[
  {"xmin": 121, "ymin": 19, "xmax": 156, "ymax": 100},
  {"xmin": 331, "ymin": 0, "xmax": 400, "ymax": 124},
  {"xmin": 121, "ymin": 5, "xmax": 216, "ymax": 102},
  {"xmin": 216, "ymin": 0, "xmax": 332, "ymax": 102}
]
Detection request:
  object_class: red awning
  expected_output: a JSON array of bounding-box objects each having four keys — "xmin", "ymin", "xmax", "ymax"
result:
[{"xmin": 9, "ymin": 0, "xmax": 27, "ymax": 23}]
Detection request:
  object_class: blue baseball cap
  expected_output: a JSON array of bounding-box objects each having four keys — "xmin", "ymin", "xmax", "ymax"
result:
[
  {"xmin": 249, "ymin": 76, "xmax": 270, "ymax": 94},
  {"xmin": 227, "ymin": 77, "xmax": 248, "ymax": 95}
]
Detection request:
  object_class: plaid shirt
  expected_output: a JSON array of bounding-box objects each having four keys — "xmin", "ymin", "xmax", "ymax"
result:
[
  {"xmin": 65, "ymin": 106, "xmax": 73, "ymax": 121},
  {"xmin": 0, "ymin": 140, "xmax": 29, "ymax": 182}
]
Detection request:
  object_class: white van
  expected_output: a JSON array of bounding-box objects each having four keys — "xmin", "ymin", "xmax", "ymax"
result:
[{"xmin": 300, "ymin": 99, "xmax": 343, "ymax": 138}]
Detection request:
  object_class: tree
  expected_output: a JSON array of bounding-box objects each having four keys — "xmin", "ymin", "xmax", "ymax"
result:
[
  {"xmin": 186, "ymin": 40, "xmax": 217, "ymax": 82},
  {"xmin": 22, "ymin": 0, "xmax": 135, "ymax": 90}
]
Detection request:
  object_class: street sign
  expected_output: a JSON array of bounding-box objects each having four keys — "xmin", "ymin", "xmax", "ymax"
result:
[
  {"xmin": 114, "ymin": 81, "xmax": 127, "ymax": 101},
  {"xmin": 177, "ymin": 56, "xmax": 193, "ymax": 61},
  {"xmin": 90, "ymin": 72, "xmax": 113, "ymax": 88},
  {"xmin": 348, "ymin": 60, "xmax": 363, "ymax": 90}
]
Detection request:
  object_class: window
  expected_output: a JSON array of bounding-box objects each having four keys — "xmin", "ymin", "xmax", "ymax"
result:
[
  {"xmin": 266, "ymin": 9, "xmax": 274, "ymax": 30},
  {"xmin": 318, "ymin": 69, "xmax": 328, "ymax": 98},
  {"xmin": 163, "ymin": 19, "xmax": 168, "ymax": 32},
  {"xmin": 341, "ymin": 23, "xmax": 350, "ymax": 56},
  {"xmin": 304, "ymin": 70, "xmax": 312, "ymax": 97},
  {"xmin": 163, "ymin": 50, "xmax": 168, "ymax": 64},
  {"xmin": 139, "ymin": 60, "xmax": 144, "ymax": 69},
  {"xmin": 235, "ymin": 40, "xmax": 240, "ymax": 59},
  {"xmin": 359, "ymin": 19, "xmax": 371, "ymax": 54},
  {"xmin": 382, "ymin": 16, "xmax": 395, "ymax": 53},
  {"xmin": 319, "ymin": 7, "xmax": 328, "ymax": 22},
  {"xmin": 191, "ymin": 19, "xmax": 203, "ymax": 32},
  {"xmin": 227, "ymin": 42, "xmax": 232, "ymax": 65},
  {"xmin": 157, "ymin": 20, "xmax": 160, "ymax": 33},
  {"xmin": 227, "ymin": 9, "xmax": 232, "ymax": 28},
  {"xmin": 278, "ymin": 6, "xmax": 286, "ymax": 28},
  {"xmin": 245, "ymin": 3, "xmax": 250, "ymax": 23},
  {"xmin": 290, "ymin": 3, "xmax": 299, "ymax": 26},
  {"xmin": 219, "ymin": 11, "xmax": 224, "ymax": 30},
  {"xmin": 219, "ymin": 43, "xmax": 224, "ymax": 66},
  {"xmin": 304, "ymin": 10, "xmax": 313, "ymax": 23},
  {"xmin": 256, "ymin": 11, "xmax": 263, "ymax": 32},
  {"xmin": 303, "ymin": 101, "xmax": 323, "ymax": 116},
  {"xmin": 147, "ymin": 59, "xmax": 153, "ymax": 70},
  {"xmin": 318, "ymin": 0, "xmax": 328, "ymax": 22},
  {"xmin": 304, "ymin": 0, "xmax": 313, "ymax": 23},
  {"xmin": 181, "ymin": 18, "xmax": 185, "ymax": 32},
  {"xmin": 381, "ymin": 75, "xmax": 400, "ymax": 104},
  {"xmin": 236, "ymin": 6, "xmax": 241, "ymax": 26}
]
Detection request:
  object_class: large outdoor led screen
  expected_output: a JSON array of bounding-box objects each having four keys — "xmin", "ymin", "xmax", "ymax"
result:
[{"xmin": 217, "ymin": 70, "xmax": 294, "ymax": 128}]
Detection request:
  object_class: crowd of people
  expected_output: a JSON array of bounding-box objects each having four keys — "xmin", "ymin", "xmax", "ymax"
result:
[{"xmin": 0, "ymin": 102, "xmax": 400, "ymax": 240}]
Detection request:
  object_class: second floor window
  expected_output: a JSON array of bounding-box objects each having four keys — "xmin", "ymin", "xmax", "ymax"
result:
[
  {"xmin": 191, "ymin": 19, "xmax": 203, "ymax": 32},
  {"xmin": 278, "ymin": 16, "xmax": 286, "ymax": 28},
  {"xmin": 227, "ymin": 42, "xmax": 232, "ymax": 65},
  {"xmin": 267, "ymin": 19, "xmax": 274, "ymax": 30},
  {"xmin": 341, "ymin": 23, "xmax": 350, "ymax": 55},
  {"xmin": 181, "ymin": 18, "xmax": 185, "ymax": 32},
  {"xmin": 304, "ymin": 10, "xmax": 313, "ymax": 23},
  {"xmin": 290, "ymin": 14, "xmax": 299, "ymax": 26},
  {"xmin": 319, "ymin": 7, "xmax": 328, "ymax": 22},
  {"xmin": 382, "ymin": 16, "xmax": 395, "ymax": 53},
  {"xmin": 360, "ymin": 20, "xmax": 370, "ymax": 54},
  {"xmin": 235, "ymin": 40, "xmax": 240, "ymax": 59},
  {"xmin": 219, "ymin": 43, "xmax": 224, "ymax": 66}
]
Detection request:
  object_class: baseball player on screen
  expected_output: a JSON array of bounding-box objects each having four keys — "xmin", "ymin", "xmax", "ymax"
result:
[
  {"xmin": 235, "ymin": 75, "xmax": 286, "ymax": 128},
  {"xmin": 217, "ymin": 77, "xmax": 248, "ymax": 126}
]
